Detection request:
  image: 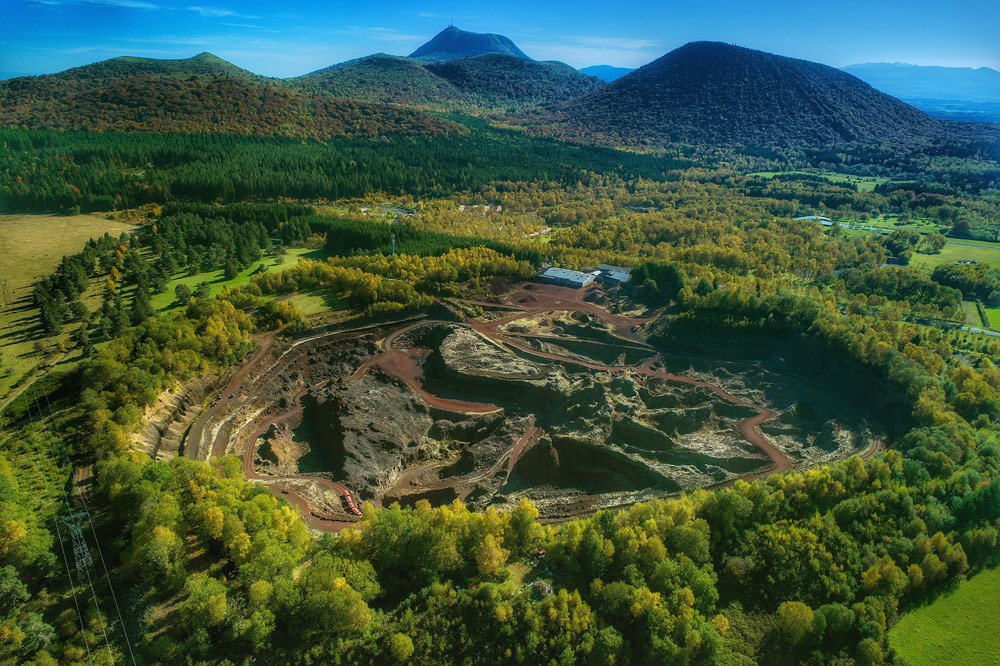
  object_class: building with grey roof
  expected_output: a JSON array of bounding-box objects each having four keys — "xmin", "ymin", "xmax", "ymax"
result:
[{"xmin": 537, "ymin": 267, "xmax": 597, "ymax": 288}]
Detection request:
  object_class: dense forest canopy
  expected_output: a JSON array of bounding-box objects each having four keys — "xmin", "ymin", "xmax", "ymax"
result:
[
  {"xmin": 3, "ymin": 131, "xmax": 1000, "ymax": 663},
  {"xmin": 0, "ymin": 126, "xmax": 691, "ymax": 213},
  {"xmin": 1, "ymin": 38, "xmax": 1000, "ymax": 662}
]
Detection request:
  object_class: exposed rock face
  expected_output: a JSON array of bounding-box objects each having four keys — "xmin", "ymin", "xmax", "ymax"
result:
[
  {"xmin": 439, "ymin": 326, "xmax": 541, "ymax": 378},
  {"xmin": 195, "ymin": 315, "xmax": 878, "ymax": 519},
  {"xmin": 302, "ymin": 374, "xmax": 436, "ymax": 497}
]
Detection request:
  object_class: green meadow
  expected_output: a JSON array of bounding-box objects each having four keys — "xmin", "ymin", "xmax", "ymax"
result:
[{"xmin": 890, "ymin": 567, "xmax": 1000, "ymax": 666}]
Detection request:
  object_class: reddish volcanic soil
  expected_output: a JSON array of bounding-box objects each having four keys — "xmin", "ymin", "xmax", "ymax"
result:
[{"xmin": 187, "ymin": 281, "xmax": 879, "ymax": 531}]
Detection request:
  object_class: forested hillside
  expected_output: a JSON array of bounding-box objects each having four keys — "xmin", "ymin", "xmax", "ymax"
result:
[
  {"xmin": 289, "ymin": 54, "xmax": 465, "ymax": 107},
  {"xmin": 40, "ymin": 51, "xmax": 259, "ymax": 81},
  {"xmin": 0, "ymin": 55, "xmax": 461, "ymax": 139},
  {"xmin": 291, "ymin": 52, "xmax": 602, "ymax": 113},
  {"xmin": 533, "ymin": 41, "xmax": 996, "ymax": 151},
  {"xmin": 0, "ymin": 126, "xmax": 691, "ymax": 212},
  {"xmin": 426, "ymin": 54, "xmax": 603, "ymax": 110}
]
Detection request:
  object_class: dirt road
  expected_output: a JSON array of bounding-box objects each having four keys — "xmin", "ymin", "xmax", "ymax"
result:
[
  {"xmin": 200, "ymin": 281, "xmax": 797, "ymax": 532},
  {"xmin": 344, "ymin": 321, "xmax": 501, "ymax": 414},
  {"xmin": 183, "ymin": 330, "xmax": 279, "ymax": 461},
  {"xmin": 368, "ymin": 282, "xmax": 791, "ymax": 511},
  {"xmin": 238, "ymin": 405, "xmax": 362, "ymax": 521}
]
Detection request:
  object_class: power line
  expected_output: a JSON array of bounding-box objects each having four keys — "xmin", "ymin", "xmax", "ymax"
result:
[
  {"xmin": 21, "ymin": 347, "xmax": 117, "ymax": 664},
  {"xmin": 0, "ymin": 224, "xmax": 135, "ymax": 665},
  {"xmin": 54, "ymin": 519, "xmax": 95, "ymax": 666},
  {"xmin": 0, "ymin": 230, "xmax": 104, "ymax": 665},
  {"xmin": 61, "ymin": 511, "xmax": 115, "ymax": 661},
  {"xmin": 4, "ymin": 365, "xmax": 94, "ymax": 665},
  {"xmin": 40, "ymin": 390, "xmax": 137, "ymax": 666}
]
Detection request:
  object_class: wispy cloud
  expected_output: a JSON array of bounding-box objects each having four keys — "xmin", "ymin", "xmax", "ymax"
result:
[
  {"xmin": 222, "ymin": 23, "xmax": 277, "ymax": 31},
  {"xmin": 27, "ymin": 0, "xmax": 160, "ymax": 9},
  {"xmin": 414, "ymin": 12, "xmax": 478, "ymax": 21},
  {"xmin": 188, "ymin": 6, "xmax": 258, "ymax": 19},
  {"xmin": 564, "ymin": 36, "xmax": 660, "ymax": 51},
  {"xmin": 517, "ymin": 34, "xmax": 662, "ymax": 68},
  {"xmin": 520, "ymin": 42, "xmax": 660, "ymax": 69},
  {"xmin": 298, "ymin": 25, "xmax": 426, "ymax": 44}
]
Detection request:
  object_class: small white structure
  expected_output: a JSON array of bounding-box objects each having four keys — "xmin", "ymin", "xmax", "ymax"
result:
[
  {"xmin": 538, "ymin": 267, "xmax": 597, "ymax": 288},
  {"xmin": 458, "ymin": 204, "xmax": 502, "ymax": 213},
  {"xmin": 794, "ymin": 215, "xmax": 834, "ymax": 227}
]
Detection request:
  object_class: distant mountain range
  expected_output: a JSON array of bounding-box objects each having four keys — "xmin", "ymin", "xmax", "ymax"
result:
[
  {"xmin": 291, "ymin": 28, "xmax": 601, "ymax": 112},
  {"xmin": 843, "ymin": 62, "xmax": 1000, "ymax": 123},
  {"xmin": 579, "ymin": 65, "xmax": 633, "ymax": 82},
  {"xmin": 3, "ymin": 29, "xmax": 996, "ymax": 153}
]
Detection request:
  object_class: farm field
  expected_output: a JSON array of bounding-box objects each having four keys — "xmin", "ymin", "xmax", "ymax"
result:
[
  {"xmin": 848, "ymin": 214, "xmax": 944, "ymax": 234},
  {"xmin": 150, "ymin": 246, "xmax": 327, "ymax": 312},
  {"xmin": 889, "ymin": 566, "xmax": 1000, "ymax": 666},
  {"xmin": 986, "ymin": 307, "xmax": 1000, "ymax": 329},
  {"xmin": 750, "ymin": 169, "xmax": 890, "ymax": 191},
  {"xmin": 909, "ymin": 241, "xmax": 1000, "ymax": 272},
  {"xmin": 0, "ymin": 212, "xmax": 139, "ymax": 402},
  {"xmin": 960, "ymin": 301, "xmax": 983, "ymax": 326}
]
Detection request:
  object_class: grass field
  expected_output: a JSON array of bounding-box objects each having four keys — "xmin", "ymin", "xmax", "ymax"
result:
[
  {"xmin": 150, "ymin": 247, "xmax": 327, "ymax": 312},
  {"xmin": 960, "ymin": 301, "xmax": 983, "ymax": 327},
  {"xmin": 890, "ymin": 567, "xmax": 1000, "ymax": 666},
  {"xmin": 750, "ymin": 170, "xmax": 889, "ymax": 192},
  {"xmin": 986, "ymin": 307, "xmax": 1000, "ymax": 329},
  {"xmin": 853, "ymin": 214, "xmax": 945, "ymax": 235},
  {"xmin": 909, "ymin": 242, "xmax": 1000, "ymax": 273},
  {"xmin": 0, "ymin": 213, "xmax": 140, "ymax": 402},
  {"xmin": 286, "ymin": 292, "xmax": 344, "ymax": 317}
]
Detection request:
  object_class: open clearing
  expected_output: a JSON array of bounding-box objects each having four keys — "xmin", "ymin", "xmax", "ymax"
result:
[
  {"xmin": 910, "ymin": 241, "xmax": 1000, "ymax": 272},
  {"xmin": 151, "ymin": 246, "xmax": 327, "ymax": 312},
  {"xmin": 0, "ymin": 212, "xmax": 139, "ymax": 401},
  {"xmin": 845, "ymin": 214, "xmax": 944, "ymax": 235},
  {"xmin": 890, "ymin": 566, "xmax": 1000, "ymax": 666},
  {"xmin": 986, "ymin": 307, "xmax": 1000, "ymax": 329},
  {"xmin": 751, "ymin": 170, "xmax": 889, "ymax": 191}
]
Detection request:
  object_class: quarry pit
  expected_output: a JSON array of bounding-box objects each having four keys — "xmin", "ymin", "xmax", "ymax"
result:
[{"xmin": 172, "ymin": 282, "xmax": 883, "ymax": 530}]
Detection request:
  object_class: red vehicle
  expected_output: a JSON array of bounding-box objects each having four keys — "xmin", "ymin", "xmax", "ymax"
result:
[{"xmin": 343, "ymin": 491, "xmax": 362, "ymax": 516}]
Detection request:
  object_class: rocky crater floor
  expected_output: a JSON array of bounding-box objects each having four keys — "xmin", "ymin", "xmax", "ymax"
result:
[{"xmin": 168, "ymin": 283, "xmax": 882, "ymax": 526}]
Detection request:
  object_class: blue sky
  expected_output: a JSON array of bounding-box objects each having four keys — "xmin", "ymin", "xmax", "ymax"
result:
[{"xmin": 2, "ymin": 0, "xmax": 999, "ymax": 77}]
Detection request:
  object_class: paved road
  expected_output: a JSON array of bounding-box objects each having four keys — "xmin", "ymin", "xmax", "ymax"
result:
[{"xmin": 904, "ymin": 316, "xmax": 1000, "ymax": 338}]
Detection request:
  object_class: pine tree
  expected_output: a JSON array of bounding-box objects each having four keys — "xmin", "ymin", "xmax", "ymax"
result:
[
  {"xmin": 77, "ymin": 327, "xmax": 95, "ymax": 357},
  {"xmin": 112, "ymin": 294, "xmax": 130, "ymax": 336},
  {"xmin": 99, "ymin": 316, "xmax": 114, "ymax": 341},
  {"xmin": 131, "ymin": 284, "xmax": 154, "ymax": 325}
]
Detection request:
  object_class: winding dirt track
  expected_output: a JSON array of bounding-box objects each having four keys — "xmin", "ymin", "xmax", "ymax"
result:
[
  {"xmin": 352, "ymin": 283, "xmax": 792, "ymax": 510},
  {"xmin": 343, "ymin": 322, "xmax": 501, "ymax": 414},
  {"xmin": 183, "ymin": 330, "xmax": 279, "ymax": 461},
  {"xmin": 385, "ymin": 424, "xmax": 542, "ymax": 500},
  {"xmin": 237, "ymin": 406, "xmax": 363, "ymax": 526},
  {"xmin": 205, "ymin": 281, "xmax": 864, "ymax": 532}
]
